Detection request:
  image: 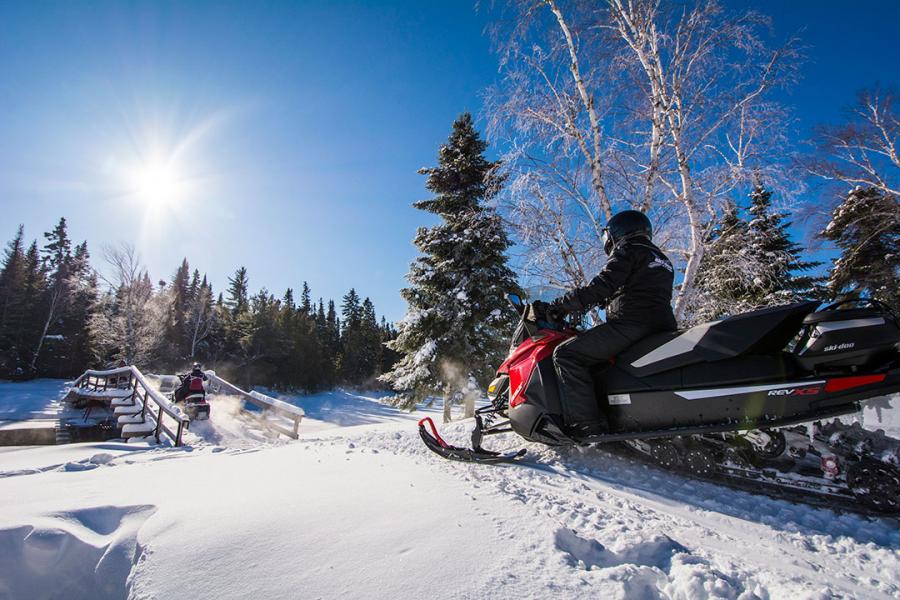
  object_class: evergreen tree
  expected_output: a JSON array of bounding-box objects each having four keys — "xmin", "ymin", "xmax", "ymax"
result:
[
  {"xmin": 226, "ymin": 267, "xmax": 250, "ymax": 316},
  {"xmin": 30, "ymin": 218, "xmax": 75, "ymax": 374},
  {"xmin": 311, "ymin": 299, "xmax": 330, "ymax": 389},
  {"xmin": 381, "ymin": 113, "xmax": 520, "ymax": 421},
  {"xmin": 0, "ymin": 226, "xmax": 27, "ymax": 375},
  {"xmin": 186, "ymin": 275, "xmax": 216, "ymax": 360},
  {"xmin": 164, "ymin": 259, "xmax": 191, "ymax": 364},
  {"xmin": 339, "ymin": 288, "xmax": 365, "ymax": 384},
  {"xmin": 300, "ymin": 282, "xmax": 312, "ymax": 316},
  {"xmin": 747, "ymin": 185, "xmax": 821, "ymax": 306},
  {"xmin": 820, "ymin": 186, "xmax": 900, "ymax": 309},
  {"xmin": 54, "ymin": 241, "xmax": 98, "ymax": 376},
  {"xmin": 20, "ymin": 241, "xmax": 46, "ymax": 370},
  {"xmin": 745, "ymin": 184, "xmax": 822, "ymax": 306},
  {"xmin": 42, "ymin": 217, "xmax": 71, "ymax": 273},
  {"xmin": 687, "ymin": 202, "xmax": 758, "ymax": 323},
  {"xmin": 379, "ymin": 316, "xmax": 400, "ymax": 380}
]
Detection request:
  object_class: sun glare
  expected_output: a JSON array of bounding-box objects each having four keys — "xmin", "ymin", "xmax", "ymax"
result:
[{"xmin": 131, "ymin": 160, "xmax": 181, "ymax": 207}]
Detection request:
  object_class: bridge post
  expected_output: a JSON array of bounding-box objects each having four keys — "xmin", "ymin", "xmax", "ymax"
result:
[{"xmin": 154, "ymin": 405, "xmax": 163, "ymax": 442}]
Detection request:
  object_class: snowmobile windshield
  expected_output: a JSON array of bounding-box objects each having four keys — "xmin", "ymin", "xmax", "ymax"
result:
[{"xmin": 522, "ymin": 285, "xmax": 563, "ymax": 304}]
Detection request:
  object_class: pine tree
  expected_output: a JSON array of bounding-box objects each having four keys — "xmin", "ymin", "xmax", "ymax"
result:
[
  {"xmin": 30, "ymin": 218, "xmax": 75, "ymax": 374},
  {"xmin": 314, "ymin": 299, "xmax": 335, "ymax": 390},
  {"xmin": 0, "ymin": 226, "xmax": 27, "ymax": 375},
  {"xmin": 381, "ymin": 113, "xmax": 520, "ymax": 421},
  {"xmin": 55, "ymin": 241, "xmax": 98, "ymax": 376},
  {"xmin": 186, "ymin": 275, "xmax": 216, "ymax": 360},
  {"xmin": 820, "ymin": 186, "xmax": 900, "ymax": 310},
  {"xmin": 42, "ymin": 217, "xmax": 71, "ymax": 273},
  {"xmin": 339, "ymin": 288, "xmax": 365, "ymax": 384},
  {"xmin": 226, "ymin": 266, "xmax": 250, "ymax": 316},
  {"xmin": 165, "ymin": 259, "xmax": 191, "ymax": 364},
  {"xmin": 300, "ymin": 282, "xmax": 312, "ymax": 316},
  {"xmin": 745, "ymin": 185, "xmax": 822, "ymax": 306},
  {"xmin": 686, "ymin": 202, "xmax": 760, "ymax": 323}
]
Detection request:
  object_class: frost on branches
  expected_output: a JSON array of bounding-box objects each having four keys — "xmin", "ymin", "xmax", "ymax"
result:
[
  {"xmin": 820, "ymin": 186, "xmax": 900, "ymax": 310},
  {"xmin": 381, "ymin": 114, "xmax": 520, "ymax": 421}
]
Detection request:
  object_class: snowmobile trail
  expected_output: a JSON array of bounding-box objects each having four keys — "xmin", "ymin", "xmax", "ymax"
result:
[
  {"xmin": 340, "ymin": 422, "xmax": 900, "ymax": 598},
  {"xmin": 487, "ymin": 455, "xmax": 899, "ymax": 597}
]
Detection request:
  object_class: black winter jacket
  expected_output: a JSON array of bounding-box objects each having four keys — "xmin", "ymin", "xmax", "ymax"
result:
[{"xmin": 560, "ymin": 238, "xmax": 677, "ymax": 330}]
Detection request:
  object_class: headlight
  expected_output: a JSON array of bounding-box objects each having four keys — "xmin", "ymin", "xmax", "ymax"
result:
[{"xmin": 487, "ymin": 375, "xmax": 510, "ymax": 401}]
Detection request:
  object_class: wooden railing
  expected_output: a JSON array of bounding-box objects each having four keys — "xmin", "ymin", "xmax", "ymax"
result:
[
  {"xmin": 70, "ymin": 366, "xmax": 191, "ymax": 446},
  {"xmin": 205, "ymin": 373, "xmax": 304, "ymax": 439}
]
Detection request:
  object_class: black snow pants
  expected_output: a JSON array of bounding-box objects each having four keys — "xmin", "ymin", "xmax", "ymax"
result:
[{"xmin": 552, "ymin": 320, "xmax": 660, "ymax": 428}]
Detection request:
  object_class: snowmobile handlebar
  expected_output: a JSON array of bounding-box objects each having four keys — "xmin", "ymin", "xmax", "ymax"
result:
[{"xmin": 506, "ymin": 293, "xmax": 583, "ymax": 334}]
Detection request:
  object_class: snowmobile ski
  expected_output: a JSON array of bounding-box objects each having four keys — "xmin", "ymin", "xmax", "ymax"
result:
[{"xmin": 418, "ymin": 417, "xmax": 526, "ymax": 464}]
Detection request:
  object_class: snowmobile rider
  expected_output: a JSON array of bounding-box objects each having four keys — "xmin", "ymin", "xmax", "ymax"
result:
[
  {"xmin": 175, "ymin": 363, "xmax": 208, "ymax": 403},
  {"xmin": 542, "ymin": 210, "xmax": 677, "ymax": 430}
]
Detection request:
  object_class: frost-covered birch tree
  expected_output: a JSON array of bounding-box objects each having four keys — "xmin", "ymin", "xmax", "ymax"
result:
[
  {"xmin": 381, "ymin": 114, "xmax": 520, "ymax": 421},
  {"xmin": 486, "ymin": 0, "xmax": 800, "ymax": 320},
  {"xmin": 89, "ymin": 244, "xmax": 165, "ymax": 366}
]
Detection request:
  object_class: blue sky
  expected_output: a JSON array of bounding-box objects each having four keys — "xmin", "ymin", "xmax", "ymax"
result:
[{"xmin": 0, "ymin": 1, "xmax": 897, "ymax": 320}]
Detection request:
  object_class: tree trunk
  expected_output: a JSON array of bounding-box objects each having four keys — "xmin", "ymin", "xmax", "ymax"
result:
[
  {"xmin": 545, "ymin": 0, "xmax": 613, "ymax": 220},
  {"xmin": 28, "ymin": 289, "xmax": 60, "ymax": 374},
  {"xmin": 463, "ymin": 392, "xmax": 475, "ymax": 419},
  {"xmin": 674, "ymin": 209, "xmax": 705, "ymax": 321},
  {"xmin": 442, "ymin": 385, "xmax": 453, "ymax": 424}
]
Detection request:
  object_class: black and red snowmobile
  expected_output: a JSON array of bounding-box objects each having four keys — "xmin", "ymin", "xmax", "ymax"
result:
[
  {"xmin": 172, "ymin": 371, "xmax": 211, "ymax": 421},
  {"xmin": 419, "ymin": 295, "xmax": 900, "ymax": 513}
]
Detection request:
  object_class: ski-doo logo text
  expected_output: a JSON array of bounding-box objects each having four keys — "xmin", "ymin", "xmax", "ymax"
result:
[
  {"xmin": 768, "ymin": 387, "xmax": 822, "ymax": 397},
  {"xmin": 823, "ymin": 342, "xmax": 855, "ymax": 352}
]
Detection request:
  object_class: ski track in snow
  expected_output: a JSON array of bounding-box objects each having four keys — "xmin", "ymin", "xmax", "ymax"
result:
[
  {"xmin": 311, "ymin": 420, "xmax": 900, "ymax": 600},
  {"xmin": 0, "ymin": 383, "xmax": 898, "ymax": 599}
]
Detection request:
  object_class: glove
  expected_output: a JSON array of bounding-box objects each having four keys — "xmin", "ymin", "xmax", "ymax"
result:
[
  {"xmin": 550, "ymin": 291, "xmax": 584, "ymax": 319},
  {"xmin": 530, "ymin": 300, "xmax": 551, "ymax": 322},
  {"xmin": 543, "ymin": 300, "xmax": 563, "ymax": 323}
]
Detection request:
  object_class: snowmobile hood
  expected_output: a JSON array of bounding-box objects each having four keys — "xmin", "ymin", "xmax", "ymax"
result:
[{"xmin": 498, "ymin": 329, "xmax": 574, "ymax": 375}]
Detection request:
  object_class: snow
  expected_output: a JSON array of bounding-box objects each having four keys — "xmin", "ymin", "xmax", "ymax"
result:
[
  {"xmin": 0, "ymin": 381, "xmax": 899, "ymax": 599},
  {"xmin": 0, "ymin": 379, "xmax": 67, "ymax": 421}
]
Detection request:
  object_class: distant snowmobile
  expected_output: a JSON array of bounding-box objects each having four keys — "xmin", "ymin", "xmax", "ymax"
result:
[
  {"xmin": 172, "ymin": 365, "xmax": 210, "ymax": 421},
  {"xmin": 419, "ymin": 295, "xmax": 900, "ymax": 514}
]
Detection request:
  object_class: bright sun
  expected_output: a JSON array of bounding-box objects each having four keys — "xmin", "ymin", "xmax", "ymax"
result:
[{"xmin": 131, "ymin": 160, "xmax": 182, "ymax": 206}]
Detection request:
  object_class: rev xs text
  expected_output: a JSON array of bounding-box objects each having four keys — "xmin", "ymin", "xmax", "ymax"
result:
[{"xmin": 768, "ymin": 387, "xmax": 822, "ymax": 397}]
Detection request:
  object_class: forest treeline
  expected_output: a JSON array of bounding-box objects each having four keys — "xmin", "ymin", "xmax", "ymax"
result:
[{"xmin": 0, "ymin": 218, "xmax": 398, "ymax": 390}]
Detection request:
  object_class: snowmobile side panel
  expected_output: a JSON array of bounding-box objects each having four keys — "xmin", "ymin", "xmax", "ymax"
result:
[
  {"xmin": 505, "ymin": 330, "xmax": 573, "ymax": 408},
  {"xmin": 604, "ymin": 369, "xmax": 900, "ymax": 433},
  {"xmin": 508, "ymin": 357, "xmax": 570, "ymax": 445}
]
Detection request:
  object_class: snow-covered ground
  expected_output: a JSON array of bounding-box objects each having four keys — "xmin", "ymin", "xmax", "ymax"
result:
[
  {"xmin": 0, "ymin": 381, "xmax": 898, "ymax": 599},
  {"xmin": 0, "ymin": 379, "xmax": 67, "ymax": 422}
]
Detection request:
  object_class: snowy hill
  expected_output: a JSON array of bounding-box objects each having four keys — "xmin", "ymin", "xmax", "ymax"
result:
[{"xmin": 0, "ymin": 381, "xmax": 898, "ymax": 599}]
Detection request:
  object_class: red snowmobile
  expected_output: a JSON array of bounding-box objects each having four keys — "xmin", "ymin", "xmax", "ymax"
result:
[
  {"xmin": 172, "ymin": 369, "xmax": 211, "ymax": 421},
  {"xmin": 419, "ymin": 295, "xmax": 900, "ymax": 513}
]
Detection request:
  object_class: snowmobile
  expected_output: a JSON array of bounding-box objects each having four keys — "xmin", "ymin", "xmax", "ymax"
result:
[
  {"xmin": 418, "ymin": 295, "xmax": 900, "ymax": 513},
  {"xmin": 172, "ymin": 373, "xmax": 211, "ymax": 421}
]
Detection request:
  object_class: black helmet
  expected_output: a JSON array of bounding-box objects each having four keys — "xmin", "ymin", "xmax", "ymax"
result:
[
  {"xmin": 192, "ymin": 362, "xmax": 202, "ymax": 371},
  {"xmin": 603, "ymin": 210, "xmax": 652, "ymax": 255}
]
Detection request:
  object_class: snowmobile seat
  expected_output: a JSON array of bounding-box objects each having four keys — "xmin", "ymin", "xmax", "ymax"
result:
[{"xmin": 618, "ymin": 301, "xmax": 819, "ymax": 377}]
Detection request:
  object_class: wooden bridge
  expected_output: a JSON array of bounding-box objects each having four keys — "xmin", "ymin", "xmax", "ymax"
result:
[{"xmin": 64, "ymin": 366, "xmax": 305, "ymax": 446}]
